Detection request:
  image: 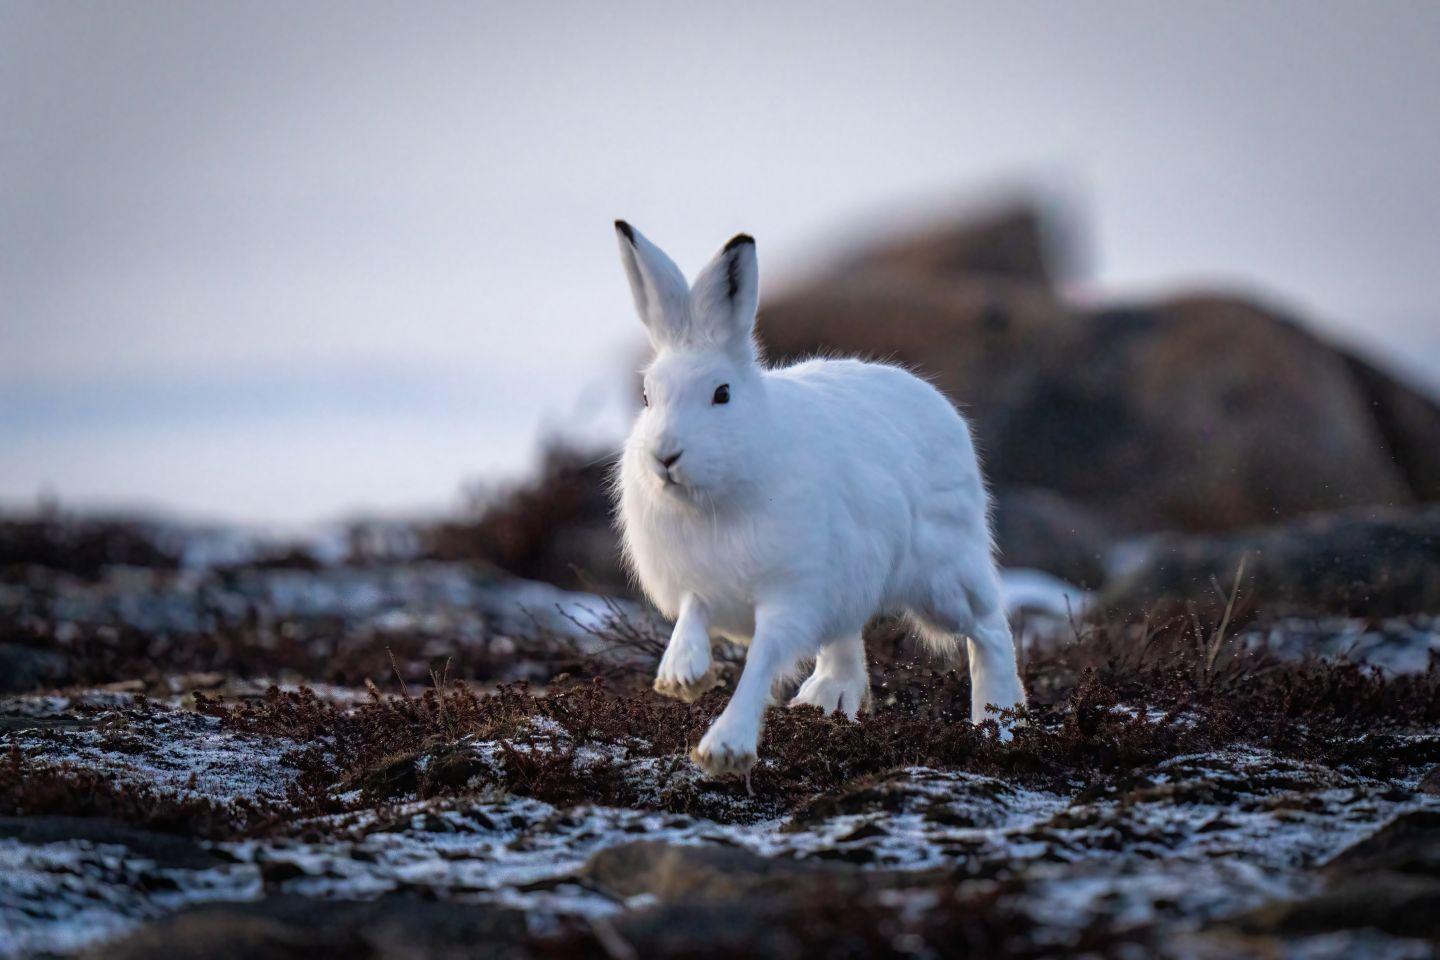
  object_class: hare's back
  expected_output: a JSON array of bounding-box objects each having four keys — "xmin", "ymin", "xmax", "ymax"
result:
[{"xmin": 769, "ymin": 357, "xmax": 978, "ymax": 470}]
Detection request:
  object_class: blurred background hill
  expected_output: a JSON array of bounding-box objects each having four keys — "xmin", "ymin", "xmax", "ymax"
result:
[
  {"xmin": 3, "ymin": 1, "xmax": 1440, "ymax": 526},
  {"xmin": 4, "ymin": 0, "xmax": 1440, "ymax": 626}
]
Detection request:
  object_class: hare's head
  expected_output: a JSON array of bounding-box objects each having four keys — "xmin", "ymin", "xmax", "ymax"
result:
[{"xmin": 615, "ymin": 221, "xmax": 765, "ymax": 499}]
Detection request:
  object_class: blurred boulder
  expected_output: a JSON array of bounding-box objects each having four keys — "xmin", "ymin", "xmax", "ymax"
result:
[
  {"xmin": 759, "ymin": 211, "xmax": 1440, "ymax": 535},
  {"xmin": 991, "ymin": 487, "xmax": 1109, "ymax": 588},
  {"xmin": 89, "ymin": 895, "xmax": 528, "ymax": 960},
  {"xmin": 582, "ymin": 840, "xmax": 866, "ymax": 903},
  {"xmin": 841, "ymin": 204, "xmax": 1059, "ymax": 287},
  {"xmin": 1096, "ymin": 506, "xmax": 1440, "ymax": 621},
  {"xmin": 1235, "ymin": 811, "xmax": 1440, "ymax": 940},
  {"xmin": 759, "ymin": 270, "xmax": 1070, "ymax": 429},
  {"xmin": 1322, "ymin": 810, "xmax": 1440, "ymax": 879},
  {"xmin": 1341, "ymin": 353, "xmax": 1440, "ymax": 502},
  {"xmin": 1236, "ymin": 873, "xmax": 1440, "ymax": 941},
  {"xmin": 1046, "ymin": 296, "xmax": 1416, "ymax": 532}
]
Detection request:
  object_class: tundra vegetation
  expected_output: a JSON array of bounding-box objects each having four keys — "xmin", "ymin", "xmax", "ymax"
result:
[{"xmin": 3, "ymin": 506, "xmax": 1438, "ymax": 959}]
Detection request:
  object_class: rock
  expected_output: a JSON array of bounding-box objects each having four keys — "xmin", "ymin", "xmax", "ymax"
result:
[
  {"xmin": 1342, "ymin": 353, "xmax": 1440, "ymax": 502},
  {"xmin": 1177, "ymin": 927, "xmax": 1432, "ymax": 960},
  {"xmin": 1064, "ymin": 297, "xmax": 1417, "ymax": 532},
  {"xmin": 1237, "ymin": 873, "xmax": 1440, "ymax": 940},
  {"xmin": 580, "ymin": 843, "xmax": 960, "ymax": 959},
  {"xmin": 608, "ymin": 897, "xmax": 873, "ymax": 960},
  {"xmin": 1228, "ymin": 792, "xmax": 1440, "ymax": 943},
  {"xmin": 1323, "ymin": 810, "xmax": 1440, "ymax": 879},
  {"xmin": 88, "ymin": 895, "xmax": 529, "ymax": 960},
  {"xmin": 0, "ymin": 816, "xmax": 226, "ymax": 870},
  {"xmin": 839, "ymin": 203, "xmax": 1061, "ymax": 287},
  {"xmin": 992, "ymin": 487, "xmax": 1110, "ymax": 588},
  {"xmin": 786, "ymin": 767, "xmax": 1015, "ymax": 830},
  {"xmin": 760, "ymin": 273, "xmax": 1073, "ymax": 466},
  {"xmin": 581, "ymin": 840, "xmax": 865, "ymax": 903},
  {"xmin": 1097, "ymin": 506, "xmax": 1440, "ymax": 620}
]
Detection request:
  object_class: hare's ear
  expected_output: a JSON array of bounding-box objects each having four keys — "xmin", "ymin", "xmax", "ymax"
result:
[
  {"xmin": 616, "ymin": 221, "xmax": 691, "ymax": 348},
  {"xmin": 690, "ymin": 233, "xmax": 758, "ymax": 358}
]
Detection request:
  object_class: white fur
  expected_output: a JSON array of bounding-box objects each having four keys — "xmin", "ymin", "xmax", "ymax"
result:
[{"xmin": 612, "ymin": 222, "xmax": 1026, "ymax": 777}]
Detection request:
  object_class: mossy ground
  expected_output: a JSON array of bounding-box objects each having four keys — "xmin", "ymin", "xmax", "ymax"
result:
[{"xmin": 3, "ymin": 521, "xmax": 1439, "ymax": 958}]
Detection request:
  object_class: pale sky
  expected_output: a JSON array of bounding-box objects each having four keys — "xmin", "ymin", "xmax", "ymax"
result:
[{"xmin": 3, "ymin": 1, "xmax": 1438, "ymax": 523}]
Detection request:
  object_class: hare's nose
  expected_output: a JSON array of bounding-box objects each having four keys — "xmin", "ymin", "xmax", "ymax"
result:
[{"xmin": 657, "ymin": 450, "xmax": 683, "ymax": 469}]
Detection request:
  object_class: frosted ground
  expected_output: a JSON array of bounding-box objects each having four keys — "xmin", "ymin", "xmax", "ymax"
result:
[{"xmin": 2, "ymin": 529, "xmax": 1439, "ymax": 958}]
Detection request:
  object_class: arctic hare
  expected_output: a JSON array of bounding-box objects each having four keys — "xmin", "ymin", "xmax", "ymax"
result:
[{"xmin": 613, "ymin": 222, "xmax": 1026, "ymax": 778}]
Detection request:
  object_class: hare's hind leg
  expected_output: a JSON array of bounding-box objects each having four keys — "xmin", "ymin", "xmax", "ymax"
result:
[
  {"xmin": 915, "ymin": 551, "xmax": 1026, "ymax": 729},
  {"xmin": 961, "ymin": 605, "xmax": 1027, "ymax": 728},
  {"xmin": 789, "ymin": 633, "xmax": 870, "ymax": 719}
]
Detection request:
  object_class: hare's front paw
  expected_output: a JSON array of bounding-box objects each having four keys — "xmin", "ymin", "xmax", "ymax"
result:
[
  {"xmin": 691, "ymin": 718, "xmax": 757, "ymax": 778},
  {"xmin": 653, "ymin": 639, "xmax": 718, "ymax": 703},
  {"xmin": 655, "ymin": 665, "xmax": 719, "ymax": 703}
]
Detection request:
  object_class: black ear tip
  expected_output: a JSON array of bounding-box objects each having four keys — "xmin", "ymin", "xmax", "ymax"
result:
[
  {"xmin": 615, "ymin": 220, "xmax": 635, "ymax": 243},
  {"xmin": 723, "ymin": 233, "xmax": 755, "ymax": 252}
]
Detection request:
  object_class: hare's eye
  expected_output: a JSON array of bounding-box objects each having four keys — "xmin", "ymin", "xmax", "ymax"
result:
[
  {"xmin": 642, "ymin": 389, "xmax": 649, "ymax": 408},
  {"xmin": 712, "ymin": 384, "xmax": 730, "ymax": 405}
]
